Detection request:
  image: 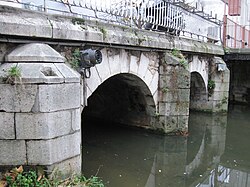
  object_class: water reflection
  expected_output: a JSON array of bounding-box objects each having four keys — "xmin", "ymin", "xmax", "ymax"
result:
[{"xmin": 82, "ymin": 105, "xmax": 250, "ymax": 187}]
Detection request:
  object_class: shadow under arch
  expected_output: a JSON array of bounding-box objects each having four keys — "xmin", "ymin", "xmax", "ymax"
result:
[
  {"xmin": 189, "ymin": 72, "xmax": 207, "ymax": 111},
  {"xmin": 81, "ymin": 73, "xmax": 157, "ymax": 186},
  {"xmin": 82, "ymin": 72, "xmax": 156, "ymax": 130}
]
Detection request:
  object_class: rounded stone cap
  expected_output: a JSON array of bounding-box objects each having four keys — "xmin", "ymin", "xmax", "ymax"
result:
[{"xmin": 5, "ymin": 43, "xmax": 65, "ymax": 63}]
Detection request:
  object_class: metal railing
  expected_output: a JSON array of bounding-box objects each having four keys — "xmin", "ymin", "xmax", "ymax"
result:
[
  {"xmin": 0, "ymin": 0, "xmax": 221, "ymax": 43},
  {"xmin": 223, "ymin": 15, "xmax": 250, "ymax": 49}
]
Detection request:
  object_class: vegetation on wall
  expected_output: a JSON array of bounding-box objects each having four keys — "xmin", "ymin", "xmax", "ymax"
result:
[
  {"xmin": 207, "ymin": 79, "xmax": 215, "ymax": 96},
  {"xmin": 68, "ymin": 48, "xmax": 81, "ymax": 69},
  {"xmin": 171, "ymin": 48, "xmax": 188, "ymax": 69},
  {"xmin": 5, "ymin": 65, "xmax": 22, "ymax": 84}
]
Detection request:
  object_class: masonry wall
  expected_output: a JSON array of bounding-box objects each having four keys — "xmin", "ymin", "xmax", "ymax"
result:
[
  {"xmin": 0, "ymin": 43, "xmax": 81, "ymax": 177},
  {"xmin": 158, "ymin": 53, "xmax": 190, "ymax": 133}
]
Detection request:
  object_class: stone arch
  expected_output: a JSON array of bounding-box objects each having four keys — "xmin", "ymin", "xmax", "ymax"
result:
[
  {"xmin": 189, "ymin": 55, "xmax": 208, "ymax": 90},
  {"xmin": 189, "ymin": 72, "xmax": 207, "ymax": 110},
  {"xmin": 85, "ymin": 48, "xmax": 159, "ymax": 107},
  {"xmin": 82, "ymin": 48, "xmax": 159, "ymax": 129}
]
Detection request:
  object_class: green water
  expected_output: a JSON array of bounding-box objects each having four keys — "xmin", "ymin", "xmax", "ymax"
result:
[{"xmin": 82, "ymin": 105, "xmax": 250, "ymax": 187}]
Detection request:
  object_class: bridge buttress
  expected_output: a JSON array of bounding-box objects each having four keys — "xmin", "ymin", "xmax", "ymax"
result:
[
  {"xmin": 158, "ymin": 52, "xmax": 190, "ymax": 133},
  {"xmin": 0, "ymin": 43, "xmax": 82, "ymax": 177}
]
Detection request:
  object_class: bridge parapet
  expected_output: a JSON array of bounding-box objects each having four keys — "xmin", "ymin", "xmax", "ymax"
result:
[{"xmin": 0, "ymin": 5, "xmax": 224, "ymax": 56}]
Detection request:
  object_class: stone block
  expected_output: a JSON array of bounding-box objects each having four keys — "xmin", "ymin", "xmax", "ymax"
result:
[
  {"xmin": 95, "ymin": 48, "xmax": 111, "ymax": 81},
  {"xmin": 159, "ymin": 102, "xmax": 189, "ymax": 116},
  {"xmin": 33, "ymin": 83, "xmax": 80, "ymax": 112},
  {"xmin": 177, "ymin": 70, "xmax": 190, "ymax": 89},
  {"xmin": 0, "ymin": 7, "xmax": 52, "ymax": 38},
  {"xmin": 5, "ymin": 43, "xmax": 65, "ymax": 62},
  {"xmin": 17, "ymin": 63, "xmax": 64, "ymax": 84},
  {"xmin": 71, "ymin": 108, "xmax": 81, "ymax": 131},
  {"xmin": 129, "ymin": 55, "xmax": 139, "ymax": 75},
  {"xmin": 213, "ymin": 100, "xmax": 229, "ymax": 112},
  {"xmin": 16, "ymin": 109, "xmax": 80, "ymax": 139},
  {"xmin": 46, "ymin": 155, "xmax": 81, "ymax": 177},
  {"xmin": 214, "ymin": 81, "xmax": 230, "ymax": 92},
  {"xmin": 137, "ymin": 53, "xmax": 150, "ymax": 78},
  {"xmin": 27, "ymin": 131, "xmax": 81, "ymax": 165},
  {"xmin": 149, "ymin": 73, "xmax": 159, "ymax": 96},
  {"xmin": 159, "ymin": 89, "xmax": 190, "ymax": 103},
  {"xmin": 159, "ymin": 116, "xmax": 178, "ymax": 133},
  {"xmin": 0, "ymin": 84, "xmax": 37, "ymax": 112},
  {"xmin": 212, "ymin": 91, "xmax": 229, "ymax": 101},
  {"xmin": 85, "ymin": 68, "xmax": 102, "ymax": 94},
  {"xmin": 120, "ymin": 50, "xmax": 130, "ymax": 74},
  {"xmin": 212, "ymin": 70, "xmax": 230, "ymax": 83},
  {"xmin": 0, "ymin": 140, "xmax": 26, "ymax": 165},
  {"xmin": 164, "ymin": 53, "xmax": 179, "ymax": 65},
  {"xmin": 50, "ymin": 19, "xmax": 102, "ymax": 42},
  {"xmin": 0, "ymin": 113, "xmax": 15, "ymax": 139},
  {"xmin": 178, "ymin": 115, "xmax": 189, "ymax": 131},
  {"xmin": 108, "ymin": 52, "xmax": 121, "ymax": 76}
]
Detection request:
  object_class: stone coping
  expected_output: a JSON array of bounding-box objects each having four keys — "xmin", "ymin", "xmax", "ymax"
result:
[{"xmin": 0, "ymin": 5, "xmax": 224, "ymax": 55}]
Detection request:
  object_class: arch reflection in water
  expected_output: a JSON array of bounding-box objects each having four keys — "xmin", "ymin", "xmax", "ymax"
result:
[{"xmin": 82, "ymin": 108, "xmax": 245, "ymax": 187}]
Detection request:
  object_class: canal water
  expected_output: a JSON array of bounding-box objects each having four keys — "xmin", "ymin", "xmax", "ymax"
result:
[{"xmin": 82, "ymin": 105, "xmax": 250, "ymax": 187}]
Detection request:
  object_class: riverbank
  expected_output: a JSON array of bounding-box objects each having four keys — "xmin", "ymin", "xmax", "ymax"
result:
[{"xmin": 0, "ymin": 166, "xmax": 104, "ymax": 187}]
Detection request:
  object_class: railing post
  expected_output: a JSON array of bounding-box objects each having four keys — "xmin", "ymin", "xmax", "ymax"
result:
[
  {"xmin": 242, "ymin": 26, "xmax": 246, "ymax": 48},
  {"xmin": 234, "ymin": 22, "xmax": 237, "ymax": 48},
  {"xmin": 248, "ymin": 30, "xmax": 250, "ymax": 48},
  {"xmin": 223, "ymin": 15, "xmax": 227, "ymax": 48}
]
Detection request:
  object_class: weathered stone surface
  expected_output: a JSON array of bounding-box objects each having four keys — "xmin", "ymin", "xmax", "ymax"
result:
[
  {"xmin": 0, "ymin": 6, "xmax": 52, "ymax": 38},
  {"xmin": 129, "ymin": 55, "xmax": 139, "ymax": 75},
  {"xmin": 137, "ymin": 53, "xmax": 150, "ymax": 78},
  {"xmin": 71, "ymin": 108, "xmax": 81, "ymax": 131},
  {"xmin": 159, "ymin": 116, "xmax": 178, "ymax": 133},
  {"xmin": 50, "ymin": 18, "xmax": 102, "ymax": 42},
  {"xmin": 159, "ymin": 89, "xmax": 190, "ymax": 103},
  {"xmin": 16, "ymin": 109, "xmax": 80, "ymax": 139},
  {"xmin": 54, "ymin": 63, "xmax": 80, "ymax": 83},
  {"xmin": 33, "ymin": 83, "xmax": 80, "ymax": 112},
  {"xmin": 5, "ymin": 43, "xmax": 65, "ymax": 62},
  {"xmin": 0, "ymin": 113, "xmax": 15, "ymax": 139},
  {"xmin": 164, "ymin": 53, "xmax": 180, "ymax": 65},
  {"xmin": 108, "ymin": 50, "xmax": 121, "ymax": 76},
  {"xmin": 214, "ymin": 81, "xmax": 230, "ymax": 92},
  {"xmin": 46, "ymin": 155, "xmax": 81, "ymax": 177},
  {"xmin": 27, "ymin": 131, "xmax": 81, "ymax": 165},
  {"xmin": 0, "ymin": 62, "xmax": 80, "ymax": 84},
  {"xmin": 212, "ymin": 91, "xmax": 229, "ymax": 100},
  {"xmin": 177, "ymin": 115, "xmax": 189, "ymax": 131},
  {"xmin": 96, "ymin": 48, "xmax": 112, "ymax": 82},
  {"xmin": 0, "ymin": 140, "xmax": 26, "ymax": 165},
  {"xmin": 159, "ymin": 102, "xmax": 189, "ymax": 116},
  {"xmin": 85, "ymin": 67, "xmax": 102, "ymax": 94},
  {"xmin": 16, "ymin": 63, "xmax": 64, "ymax": 84},
  {"xmin": 0, "ymin": 5, "xmax": 224, "ymax": 55},
  {"xmin": 0, "ymin": 84, "xmax": 37, "ymax": 112}
]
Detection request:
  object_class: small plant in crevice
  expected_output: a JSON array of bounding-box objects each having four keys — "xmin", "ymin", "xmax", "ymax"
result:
[
  {"xmin": 171, "ymin": 48, "xmax": 188, "ymax": 69},
  {"xmin": 69, "ymin": 48, "xmax": 81, "ymax": 69},
  {"xmin": 99, "ymin": 27, "xmax": 107, "ymax": 39},
  {"xmin": 224, "ymin": 47, "xmax": 230, "ymax": 54},
  {"xmin": 171, "ymin": 48, "xmax": 184, "ymax": 59},
  {"xmin": 6, "ymin": 64, "xmax": 22, "ymax": 84},
  {"xmin": 154, "ymin": 112, "xmax": 160, "ymax": 118},
  {"xmin": 208, "ymin": 79, "xmax": 215, "ymax": 96},
  {"xmin": 72, "ymin": 17, "xmax": 85, "ymax": 25},
  {"xmin": 162, "ymin": 87, "xmax": 169, "ymax": 93}
]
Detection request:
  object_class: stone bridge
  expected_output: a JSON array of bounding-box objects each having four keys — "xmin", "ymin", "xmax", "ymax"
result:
[{"xmin": 0, "ymin": 5, "xmax": 229, "ymax": 176}]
